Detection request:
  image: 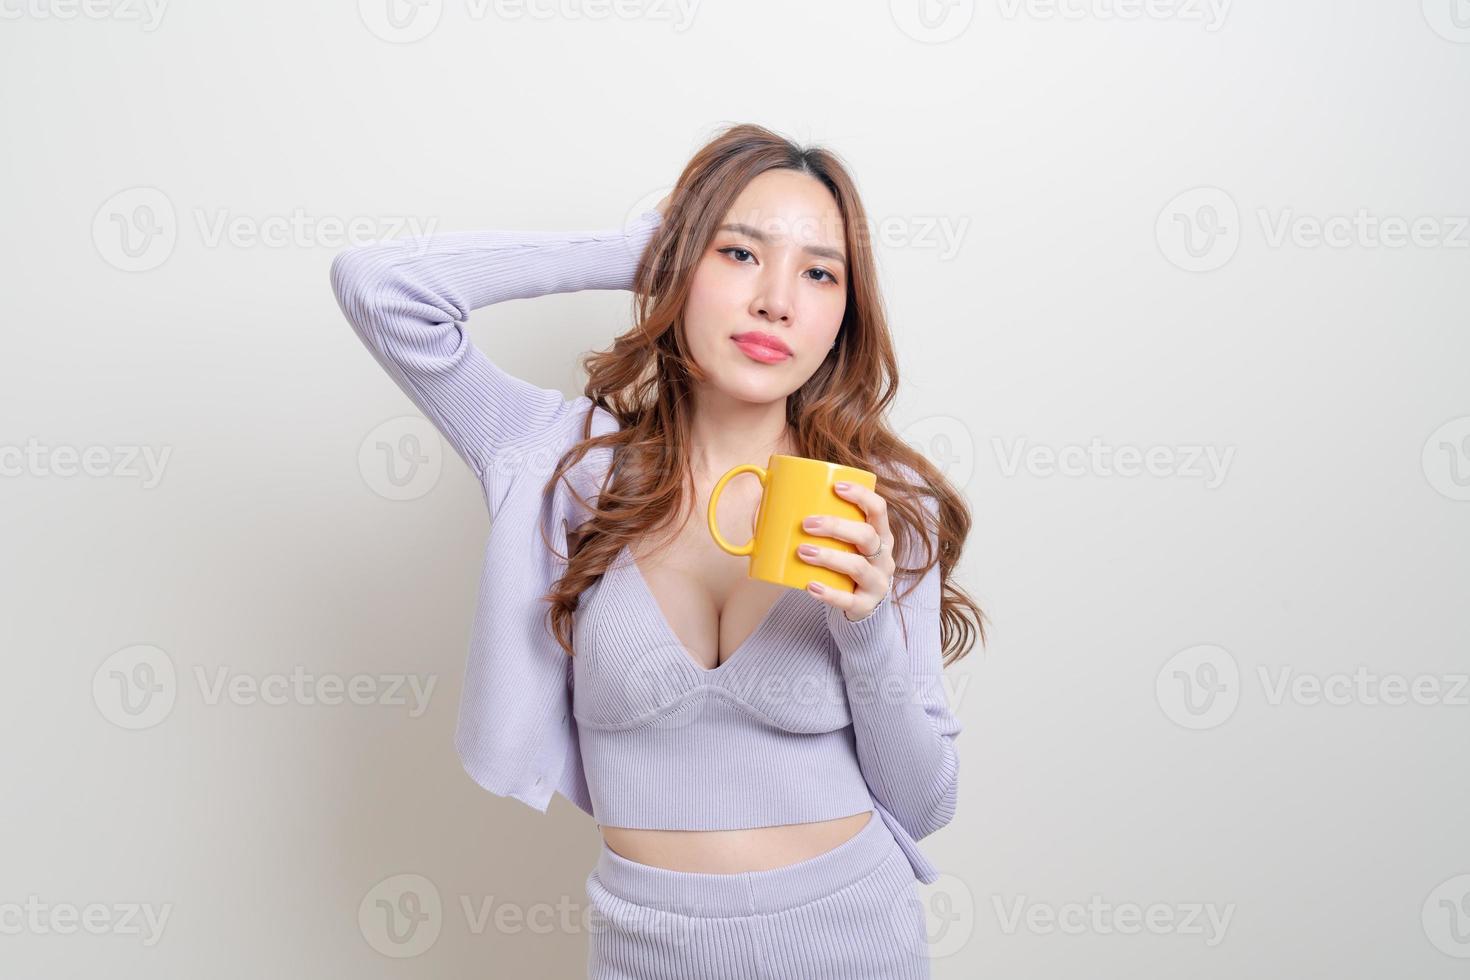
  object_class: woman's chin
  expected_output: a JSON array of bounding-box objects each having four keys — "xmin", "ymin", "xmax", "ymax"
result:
[{"xmin": 708, "ymin": 369, "xmax": 792, "ymax": 407}]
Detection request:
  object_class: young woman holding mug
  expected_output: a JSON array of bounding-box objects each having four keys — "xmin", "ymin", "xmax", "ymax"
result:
[{"xmin": 330, "ymin": 122, "xmax": 986, "ymax": 979}]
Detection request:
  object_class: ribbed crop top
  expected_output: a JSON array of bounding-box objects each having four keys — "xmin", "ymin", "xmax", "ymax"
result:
[
  {"xmin": 572, "ymin": 544, "xmax": 877, "ymax": 830},
  {"xmin": 328, "ymin": 206, "xmax": 963, "ymax": 884}
]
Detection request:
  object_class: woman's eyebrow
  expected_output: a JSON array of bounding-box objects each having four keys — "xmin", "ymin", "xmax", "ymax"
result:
[{"xmin": 718, "ymin": 222, "xmax": 847, "ymax": 267}]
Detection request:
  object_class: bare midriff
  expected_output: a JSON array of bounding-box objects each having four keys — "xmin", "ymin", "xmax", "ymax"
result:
[{"xmin": 599, "ymin": 810, "xmax": 874, "ymax": 873}]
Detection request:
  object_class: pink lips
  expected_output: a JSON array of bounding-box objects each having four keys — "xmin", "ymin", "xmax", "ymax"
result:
[{"xmin": 731, "ymin": 332, "xmax": 792, "ymax": 364}]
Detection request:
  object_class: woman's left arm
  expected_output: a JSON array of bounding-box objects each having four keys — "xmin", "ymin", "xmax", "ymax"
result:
[{"xmin": 800, "ymin": 486, "xmax": 963, "ymax": 841}]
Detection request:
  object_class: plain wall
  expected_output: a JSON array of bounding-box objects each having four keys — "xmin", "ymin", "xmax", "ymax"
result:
[{"xmin": 3, "ymin": 2, "xmax": 1468, "ymax": 976}]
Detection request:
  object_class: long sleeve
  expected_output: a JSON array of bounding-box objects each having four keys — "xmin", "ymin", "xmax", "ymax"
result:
[
  {"xmin": 328, "ymin": 209, "xmax": 663, "ymax": 485},
  {"xmin": 825, "ymin": 495, "xmax": 962, "ymax": 842}
]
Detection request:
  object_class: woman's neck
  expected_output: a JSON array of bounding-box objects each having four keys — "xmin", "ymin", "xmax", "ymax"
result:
[{"xmin": 686, "ymin": 386, "xmax": 794, "ymax": 481}]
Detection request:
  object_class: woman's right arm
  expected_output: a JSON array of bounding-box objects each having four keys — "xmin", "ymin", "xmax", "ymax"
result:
[{"xmin": 328, "ymin": 208, "xmax": 664, "ymax": 483}]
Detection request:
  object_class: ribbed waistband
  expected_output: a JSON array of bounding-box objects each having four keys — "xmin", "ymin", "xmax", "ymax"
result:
[{"xmin": 593, "ymin": 808, "xmax": 894, "ymax": 917}]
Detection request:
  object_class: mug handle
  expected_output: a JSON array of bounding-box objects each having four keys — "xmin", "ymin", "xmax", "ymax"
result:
[{"xmin": 707, "ymin": 464, "xmax": 767, "ymax": 557}]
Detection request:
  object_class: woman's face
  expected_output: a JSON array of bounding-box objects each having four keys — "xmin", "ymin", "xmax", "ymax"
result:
[{"xmin": 681, "ymin": 170, "xmax": 849, "ymax": 405}]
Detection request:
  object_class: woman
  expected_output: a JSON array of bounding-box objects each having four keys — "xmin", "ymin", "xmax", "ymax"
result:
[{"xmin": 330, "ymin": 123, "xmax": 986, "ymax": 979}]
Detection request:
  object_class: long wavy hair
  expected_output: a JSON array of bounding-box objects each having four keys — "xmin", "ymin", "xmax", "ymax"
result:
[{"xmin": 540, "ymin": 123, "xmax": 987, "ymax": 667}]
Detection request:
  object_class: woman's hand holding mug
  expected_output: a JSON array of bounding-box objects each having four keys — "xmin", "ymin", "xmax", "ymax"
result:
[
  {"xmin": 706, "ymin": 455, "xmax": 894, "ymax": 623},
  {"xmin": 798, "ymin": 480, "xmax": 896, "ymax": 622}
]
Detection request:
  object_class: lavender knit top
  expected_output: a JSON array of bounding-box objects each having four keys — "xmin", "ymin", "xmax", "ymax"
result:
[{"xmin": 328, "ymin": 208, "xmax": 961, "ymax": 885}]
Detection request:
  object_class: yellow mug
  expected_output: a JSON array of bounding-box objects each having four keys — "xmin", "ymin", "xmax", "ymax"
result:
[{"xmin": 706, "ymin": 454, "xmax": 878, "ymax": 592}]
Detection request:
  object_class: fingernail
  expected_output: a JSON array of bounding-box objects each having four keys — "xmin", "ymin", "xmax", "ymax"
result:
[
  {"xmin": 798, "ymin": 544, "xmax": 817, "ymax": 556},
  {"xmin": 807, "ymin": 581, "xmax": 824, "ymax": 594},
  {"xmin": 802, "ymin": 516, "xmax": 820, "ymax": 530},
  {"xmin": 834, "ymin": 481, "xmax": 850, "ymax": 491}
]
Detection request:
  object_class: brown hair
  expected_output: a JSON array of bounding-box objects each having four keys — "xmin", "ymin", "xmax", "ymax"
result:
[{"xmin": 540, "ymin": 123, "xmax": 988, "ymax": 666}]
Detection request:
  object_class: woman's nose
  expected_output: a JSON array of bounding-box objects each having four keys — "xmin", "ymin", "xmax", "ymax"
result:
[{"xmin": 752, "ymin": 277, "xmax": 793, "ymax": 322}]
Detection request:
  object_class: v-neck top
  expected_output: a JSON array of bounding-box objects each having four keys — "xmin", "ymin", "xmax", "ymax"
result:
[
  {"xmin": 328, "ymin": 207, "xmax": 963, "ymax": 885},
  {"xmin": 571, "ymin": 546, "xmax": 877, "ymax": 830},
  {"xmin": 616, "ymin": 545, "xmax": 799, "ymax": 676}
]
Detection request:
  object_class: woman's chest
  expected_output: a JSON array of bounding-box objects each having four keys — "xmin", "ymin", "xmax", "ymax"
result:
[
  {"xmin": 570, "ymin": 557, "xmax": 853, "ymax": 735},
  {"xmin": 625, "ymin": 515, "xmax": 787, "ymax": 669}
]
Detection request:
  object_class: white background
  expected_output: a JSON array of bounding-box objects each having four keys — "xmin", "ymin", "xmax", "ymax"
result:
[{"xmin": 2, "ymin": 1, "xmax": 1468, "ymax": 976}]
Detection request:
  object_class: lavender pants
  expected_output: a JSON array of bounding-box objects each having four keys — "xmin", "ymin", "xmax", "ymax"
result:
[{"xmin": 584, "ymin": 809, "xmax": 932, "ymax": 979}]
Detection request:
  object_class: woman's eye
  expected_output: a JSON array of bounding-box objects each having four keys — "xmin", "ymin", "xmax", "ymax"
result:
[{"xmin": 719, "ymin": 247, "xmax": 838, "ymax": 285}]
